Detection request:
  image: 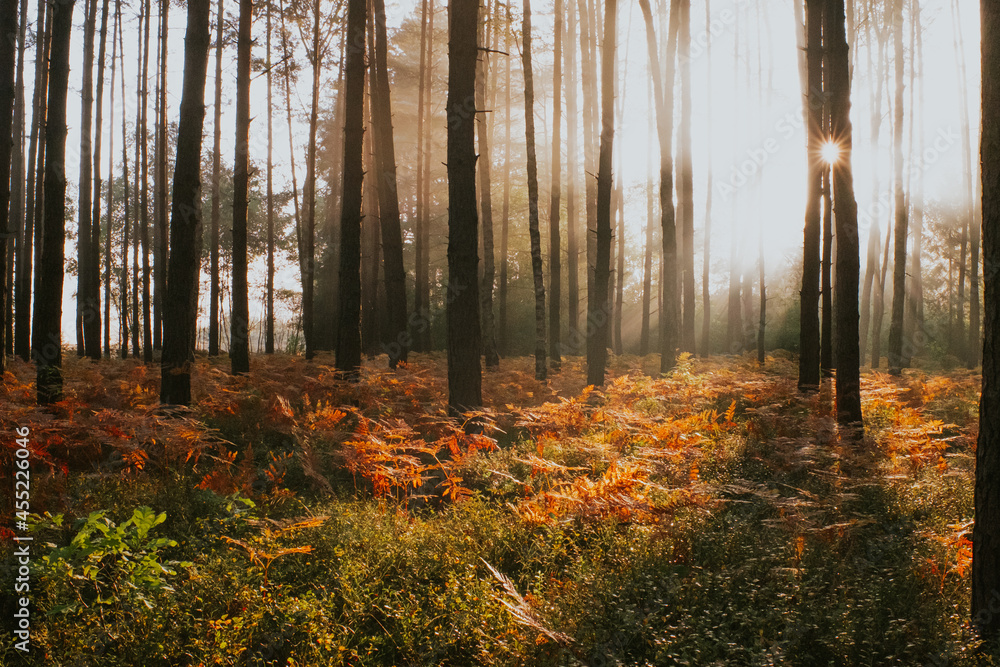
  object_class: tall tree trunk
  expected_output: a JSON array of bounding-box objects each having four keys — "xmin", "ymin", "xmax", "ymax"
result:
[
  {"xmin": 301, "ymin": 0, "xmax": 324, "ymax": 361},
  {"xmin": 954, "ymin": 0, "xmax": 979, "ymax": 366},
  {"xmin": 498, "ymin": 2, "xmax": 511, "ymax": 356},
  {"xmin": 522, "ymin": 0, "xmax": 547, "ymax": 382},
  {"xmin": 565, "ymin": 0, "xmax": 579, "ymax": 352},
  {"xmin": 265, "ymin": 0, "xmax": 274, "ymax": 354},
  {"xmin": 548, "ymin": 0, "xmax": 562, "ymax": 367},
  {"xmin": 119, "ymin": 7, "xmax": 130, "ymax": 359},
  {"xmin": 138, "ymin": 0, "xmax": 152, "ymax": 363},
  {"xmin": 476, "ymin": 0, "xmax": 499, "ymax": 369},
  {"xmin": 362, "ymin": 28, "xmax": 380, "ymax": 357},
  {"xmin": 12, "ymin": 0, "xmax": 36, "ymax": 362},
  {"xmin": 821, "ymin": 167, "xmax": 834, "ymax": 373},
  {"xmin": 208, "ymin": 0, "xmax": 223, "ymax": 356},
  {"xmin": 587, "ymin": 0, "xmax": 616, "ymax": 386},
  {"xmin": 413, "ymin": 0, "xmax": 429, "ymax": 353},
  {"xmin": 641, "ymin": 75, "xmax": 654, "ymax": 357},
  {"xmin": 871, "ymin": 213, "xmax": 891, "ymax": 367},
  {"xmin": 91, "ymin": 0, "xmax": 109, "ymax": 360},
  {"xmin": 678, "ymin": 0, "xmax": 695, "ymax": 353},
  {"xmin": 153, "ymin": 0, "xmax": 168, "ymax": 351},
  {"xmin": 639, "ymin": 0, "xmax": 679, "ymax": 372},
  {"xmin": 905, "ymin": 0, "xmax": 925, "ymax": 364},
  {"xmin": 578, "ymin": 0, "xmax": 597, "ymax": 335},
  {"xmin": 826, "ymin": 0, "xmax": 862, "ymax": 425},
  {"xmin": 230, "ymin": 0, "xmax": 251, "ymax": 375},
  {"xmin": 446, "ymin": 0, "xmax": 482, "ymax": 410},
  {"xmin": 887, "ymin": 0, "xmax": 908, "ymax": 374},
  {"xmin": 34, "ymin": 0, "xmax": 74, "ymax": 404},
  {"xmin": 336, "ymin": 0, "xmax": 367, "ymax": 377},
  {"xmin": 160, "ymin": 0, "xmax": 211, "ymax": 405},
  {"xmin": 76, "ymin": 0, "xmax": 97, "ymax": 358},
  {"xmin": 104, "ymin": 2, "xmax": 117, "ymax": 358},
  {"xmin": 5, "ymin": 0, "xmax": 26, "ymax": 359},
  {"xmin": 974, "ymin": 0, "xmax": 1000, "ymax": 641},
  {"xmin": 28, "ymin": 0, "xmax": 50, "ymax": 363},
  {"xmin": 700, "ymin": 0, "xmax": 712, "ymax": 358},
  {"xmin": 369, "ymin": 0, "xmax": 407, "ymax": 368},
  {"xmin": 798, "ymin": 0, "xmax": 823, "ymax": 390},
  {"xmin": 0, "ymin": 0, "xmax": 17, "ymax": 375},
  {"xmin": 418, "ymin": 0, "xmax": 435, "ymax": 353}
]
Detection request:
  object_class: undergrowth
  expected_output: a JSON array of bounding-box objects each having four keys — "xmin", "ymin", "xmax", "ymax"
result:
[{"xmin": 0, "ymin": 351, "xmax": 989, "ymax": 665}]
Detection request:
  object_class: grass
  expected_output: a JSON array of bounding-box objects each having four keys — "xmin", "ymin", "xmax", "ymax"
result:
[{"xmin": 0, "ymin": 351, "xmax": 990, "ymax": 665}]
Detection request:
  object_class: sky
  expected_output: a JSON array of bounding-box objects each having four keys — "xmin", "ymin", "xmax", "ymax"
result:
[{"xmin": 13, "ymin": 0, "xmax": 983, "ymax": 348}]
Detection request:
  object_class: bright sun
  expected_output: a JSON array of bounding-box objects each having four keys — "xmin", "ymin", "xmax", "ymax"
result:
[{"xmin": 820, "ymin": 141, "xmax": 840, "ymax": 165}]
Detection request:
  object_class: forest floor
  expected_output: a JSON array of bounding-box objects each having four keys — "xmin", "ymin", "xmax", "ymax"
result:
[{"xmin": 0, "ymin": 350, "xmax": 991, "ymax": 665}]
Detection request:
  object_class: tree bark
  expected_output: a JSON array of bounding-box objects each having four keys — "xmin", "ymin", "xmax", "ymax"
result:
[
  {"xmin": 565, "ymin": 0, "xmax": 579, "ymax": 352},
  {"xmin": 208, "ymin": 0, "xmax": 223, "ymax": 357},
  {"xmin": 160, "ymin": 0, "xmax": 211, "ymax": 405},
  {"xmin": 336, "ymin": 0, "xmax": 367, "ymax": 377},
  {"xmin": 103, "ymin": 1, "xmax": 117, "ymax": 358},
  {"xmin": 548, "ymin": 0, "xmax": 562, "ymax": 367},
  {"xmin": 476, "ymin": 0, "xmax": 499, "ymax": 369},
  {"xmin": 265, "ymin": 0, "xmax": 275, "ymax": 354},
  {"xmin": 153, "ymin": 0, "xmax": 169, "ymax": 351},
  {"xmin": 230, "ymin": 0, "xmax": 251, "ymax": 375},
  {"xmin": 0, "ymin": 0, "xmax": 17, "ymax": 375},
  {"xmin": 91, "ymin": 0, "xmax": 110, "ymax": 359},
  {"xmin": 76, "ymin": 0, "xmax": 97, "ymax": 358},
  {"xmin": 826, "ymin": 0, "xmax": 862, "ymax": 426},
  {"xmin": 5, "ymin": 0, "xmax": 25, "ymax": 360},
  {"xmin": 700, "ymin": 0, "xmax": 712, "ymax": 358},
  {"xmin": 413, "ymin": 0, "xmax": 429, "ymax": 353},
  {"xmin": 34, "ymin": 0, "xmax": 74, "ymax": 404},
  {"xmin": 587, "ymin": 0, "xmax": 616, "ymax": 387},
  {"xmin": 678, "ymin": 0, "xmax": 695, "ymax": 353},
  {"xmin": 973, "ymin": 0, "xmax": 1000, "ymax": 640},
  {"xmin": 522, "ymin": 0, "xmax": 547, "ymax": 381},
  {"xmin": 798, "ymin": 0, "xmax": 823, "ymax": 390},
  {"xmin": 887, "ymin": 0, "xmax": 908, "ymax": 374},
  {"xmin": 446, "ymin": 0, "xmax": 483, "ymax": 411},
  {"xmin": 138, "ymin": 0, "xmax": 152, "ymax": 363},
  {"xmin": 498, "ymin": 2, "xmax": 511, "ymax": 356},
  {"xmin": 12, "ymin": 0, "xmax": 35, "ymax": 362}
]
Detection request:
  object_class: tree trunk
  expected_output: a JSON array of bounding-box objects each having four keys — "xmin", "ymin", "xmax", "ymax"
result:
[
  {"xmin": 368, "ymin": 0, "xmax": 407, "ymax": 368},
  {"xmin": 521, "ymin": 0, "xmax": 547, "ymax": 381},
  {"xmin": 700, "ymin": 0, "xmax": 712, "ymax": 358},
  {"xmin": 565, "ymin": 0, "xmax": 579, "ymax": 352},
  {"xmin": 954, "ymin": 0, "xmax": 979, "ymax": 366},
  {"xmin": 0, "ymin": 0, "xmax": 17, "ymax": 375},
  {"xmin": 547, "ymin": 0, "xmax": 562, "ymax": 367},
  {"xmin": 639, "ymin": 0, "xmax": 679, "ymax": 372},
  {"xmin": 413, "ymin": 0, "xmax": 429, "ymax": 353},
  {"xmin": 104, "ymin": 2, "xmax": 117, "ymax": 358},
  {"xmin": 587, "ymin": 0, "xmax": 616, "ymax": 386},
  {"xmin": 678, "ymin": 0, "xmax": 695, "ymax": 353},
  {"xmin": 34, "ymin": 0, "xmax": 74, "ymax": 404},
  {"xmin": 91, "ymin": 0, "xmax": 109, "ymax": 359},
  {"xmin": 153, "ymin": 0, "xmax": 168, "ymax": 351},
  {"xmin": 418, "ymin": 0, "xmax": 435, "ymax": 353},
  {"xmin": 641, "ymin": 75, "xmax": 654, "ymax": 357},
  {"xmin": 118, "ymin": 5, "xmax": 130, "ymax": 358},
  {"xmin": 476, "ymin": 1, "xmax": 499, "ymax": 369},
  {"xmin": 230, "ymin": 0, "xmax": 251, "ymax": 375},
  {"xmin": 446, "ymin": 0, "xmax": 482, "ymax": 410},
  {"xmin": 826, "ymin": 0, "xmax": 862, "ymax": 426},
  {"xmin": 578, "ymin": 0, "xmax": 597, "ymax": 338},
  {"xmin": 798, "ymin": 0, "xmax": 823, "ymax": 390},
  {"xmin": 138, "ymin": 0, "xmax": 152, "ymax": 363},
  {"xmin": 5, "ymin": 0, "xmax": 26, "ymax": 360},
  {"xmin": 301, "ymin": 0, "xmax": 323, "ymax": 361},
  {"xmin": 159, "ymin": 0, "xmax": 210, "ymax": 405},
  {"xmin": 265, "ymin": 0, "xmax": 274, "ymax": 354},
  {"xmin": 871, "ymin": 214, "xmax": 891, "ymax": 367},
  {"xmin": 887, "ymin": 0, "xmax": 907, "ymax": 374},
  {"xmin": 821, "ymin": 166, "xmax": 834, "ymax": 373},
  {"xmin": 335, "ymin": 0, "xmax": 366, "ymax": 377},
  {"xmin": 76, "ymin": 0, "xmax": 97, "ymax": 358},
  {"xmin": 974, "ymin": 0, "xmax": 1000, "ymax": 640},
  {"xmin": 13, "ymin": 0, "xmax": 37, "ymax": 362},
  {"xmin": 208, "ymin": 0, "xmax": 223, "ymax": 357},
  {"xmin": 498, "ymin": 2, "xmax": 511, "ymax": 356}
]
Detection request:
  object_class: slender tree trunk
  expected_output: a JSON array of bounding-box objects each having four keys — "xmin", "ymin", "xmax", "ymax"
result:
[
  {"xmin": 641, "ymin": 75, "xmax": 653, "ymax": 357},
  {"xmin": 887, "ymin": 0, "xmax": 908, "ymax": 374},
  {"xmin": 104, "ymin": 3, "xmax": 117, "ymax": 358},
  {"xmin": 118, "ymin": 6, "xmax": 130, "ymax": 359},
  {"xmin": 826, "ymin": 0, "xmax": 862, "ymax": 425},
  {"xmin": 369, "ymin": 0, "xmax": 408, "ymax": 368},
  {"xmin": 153, "ymin": 0, "xmax": 168, "ymax": 351},
  {"xmin": 229, "ymin": 0, "xmax": 251, "ymax": 375},
  {"xmin": 954, "ymin": 0, "xmax": 979, "ymax": 366},
  {"xmin": 446, "ymin": 0, "xmax": 482, "ymax": 410},
  {"xmin": 35, "ymin": 0, "xmax": 74, "ymax": 404},
  {"xmin": 265, "ymin": 0, "xmax": 274, "ymax": 354},
  {"xmin": 138, "ymin": 0, "xmax": 152, "ymax": 363},
  {"xmin": 0, "ymin": 0, "xmax": 17, "ymax": 374},
  {"xmin": 974, "ymin": 0, "xmax": 1000, "ymax": 641},
  {"xmin": 336, "ymin": 0, "xmax": 367, "ymax": 377},
  {"xmin": 76, "ymin": 0, "xmax": 96, "ymax": 358},
  {"xmin": 498, "ymin": 2, "xmax": 511, "ymax": 356},
  {"xmin": 587, "ymin": 0, "xmax": 616, "ymax": 386},
  {"xmin": 208, "ymin": 0, "xmax": 223, "ymax": 356},
  {"xmin": 547, "ymin": 0, "xmax": 562, "ymax": 367},
  {"xmin": 821, "ymin": 168, "xmax": 834, "ymax": 373},
  {"xmin": 362, "ymin": 23, "xmax": 380, "ymax": 357},
  {"xmin": 160, "ymin": 0, "xmax": 211, "ymax": 405},
  {"xmin": 419, "ymin": 0, "xmax": 434, "ymax": 353},
  {"xmin": 12, "ymin": 0, "xmax": 34, "ymax": 362},
  {"xmin": 578, "ymin": 0, "xmax": 597, "ymax": 331},
  {"xmin": 700, "ymin": 0, "xmax": 712, "ymax": 358},
  {"xmin": 28, "ymin": 0, "xmax": 50, "ymax": 364},
  {"xmin": 871, "ymin": 213, "xmax": 891, "ymax": 367},
  {"xmin": 301, "ymin": 0, "xmax": 324, "ymax": 361},
  {"xmin": 678, "ymin": 0, "xmax": 695, "ymax": 353},
  {"xmin": 566, "ymin": 0, "xmax": 579, "ymax": 352},
  {"xmin": 476, "ymin": 0, "xmax": 499, "ymax": 369},
  {"xmin": 522, "ymin": 0, "xmax": 547, "ymax": 381},
  {"xmin": 5, "ymin": 0, "xmax": 26, "ymax": 360},
  {"xmin": 413, "ymin": 0, "xmax": 429, "ymax": 353},
  {"xmin": 799, "ymin": 0, "xmax": 823, "ymax": 389},
  {"xmin": 614, "ymin": 162, "xmax": 624, "ymax": 356},
  {"xmin": 90, "ymin": 0, "xmax": 109, "ymax": 360},
  {"xmin": 905, "ymin": 0, "xmax": 925, "ymax": 364},
  {"xmin": 639, "ymin": 0, "xmax": 679, "ymax": 372}
]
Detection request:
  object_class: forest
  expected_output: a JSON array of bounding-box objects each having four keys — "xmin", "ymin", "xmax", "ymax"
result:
[{"xmin": 1, "ymin": 0, "xmax": 1000, "ymax": 663}]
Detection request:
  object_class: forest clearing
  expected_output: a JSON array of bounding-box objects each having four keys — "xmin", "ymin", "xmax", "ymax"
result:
[{"xmin": 0, "ymin": 351, "xmax": 987, "ymax": 664}]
